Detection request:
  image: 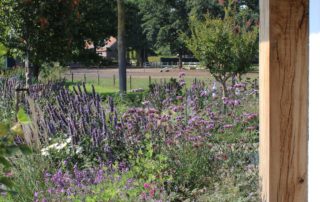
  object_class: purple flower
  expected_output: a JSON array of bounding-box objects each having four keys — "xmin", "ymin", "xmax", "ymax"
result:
[
  {"xmin": 223, "ymin": 124, "xmax": 234, "ymax": 129},
  {"xmin": 179, "ymin": 72, "xmax": 186, "ymax": 78}
]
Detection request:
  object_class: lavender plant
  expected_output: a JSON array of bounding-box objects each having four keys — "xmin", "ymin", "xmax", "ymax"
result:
[{"xmin": 1, "ymin": 72, "xmax": 260, "ymax": 201}]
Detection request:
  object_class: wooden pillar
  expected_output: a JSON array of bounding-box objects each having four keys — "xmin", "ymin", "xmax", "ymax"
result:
[{"xmin": 259, "ymin": 0, "xmax": 309, "ymax": 201}]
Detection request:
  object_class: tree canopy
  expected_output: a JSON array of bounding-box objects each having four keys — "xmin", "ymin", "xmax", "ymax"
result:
[
  {"xmin": 183, "ymin": 1, "xmax": 258, "ymax": 96},
  {"xmin": 0, "ymin": 0, "xmax": 117, "ymax": 80}
]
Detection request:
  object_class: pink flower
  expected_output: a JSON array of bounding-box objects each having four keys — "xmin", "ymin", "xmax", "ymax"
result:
[
  {"xmin": 144, "ymin": 183, "xmax": 151, "ymax": 189},
  {"xmin": 179, "ymin": 72, "xmax": 186, "ymax": 78},
  {"xmin": 149, "ymin": 189, "xmax": 155, "ymax": 198},
  {"xmin": 223, "ymin": 124, "xmax": 234, "ymax": 129}
]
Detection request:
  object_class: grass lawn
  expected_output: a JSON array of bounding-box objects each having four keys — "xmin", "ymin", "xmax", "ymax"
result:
[{"xmin": 66, "ymin": 77, "xmax": 215, "ymax": 95}]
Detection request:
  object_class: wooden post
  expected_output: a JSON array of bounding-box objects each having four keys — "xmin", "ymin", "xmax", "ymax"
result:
[
  {"xmin": 129, "ymin": 75, "xmax": 132, "ymax": 90},
  {"xmin": 149, "ymin": 75, "xmax": 151, "ymax": 86},
  {"xmin": 71, "ymin": 73, "xmax": 74, "ymax": 83},
  {"xmin": 259, "ymin": 0, "xmax": 308, "ymax": 201},
  {"xmin": 98, "ymin": 73, "xmax": 100, "ymax": 85},
  {"xmin": 14, "ymin": 86, "xmax": 20, "ymax": 122},
  {"xmin": 113, "ymin": 74, "xmax": 116, "ymax": 87},
  {"xmin": 84, "ymin": 74, "xmax": 86, "ymax": 83},
  {"xmin": 15, "ymin": 86, "xmax": 29, "ymax": 121}
]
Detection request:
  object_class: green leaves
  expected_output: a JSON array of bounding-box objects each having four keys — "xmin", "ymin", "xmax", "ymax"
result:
[
  {"xmin": 0, "ymin": 122, "xmax": 10, "ymax": 137},
  {"xmin": 183, "ymin": 5, "xmax": 258, "ymax": 81},
  {"xmin": 0, "ymin": 122, "xmax": 32, "ymax": 193},
  {"xmin": 17, "ymin": 108, "xmax": 31, "ymax": 124},
  {"xmin": 0, "ymin": 156, "xmax": 11, "ymax": 168},
  {"xmin": 17, "ymin": 144, "xmax": 32, "ymax": 155},
  {"xmin": 0, "ymin": 43, "xmax": 7, "ymax": 56},
  {"xmin": 0, "ymin": 177, "xmax": 14, "ymax": 188}
]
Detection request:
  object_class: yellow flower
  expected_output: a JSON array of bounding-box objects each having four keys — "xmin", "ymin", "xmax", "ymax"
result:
[{"xmin": 10, "ymin": 123, "xmax": 24, "ymax": 136}]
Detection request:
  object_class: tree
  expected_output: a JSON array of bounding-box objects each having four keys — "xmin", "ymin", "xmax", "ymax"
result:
[
  {"xmin": 71, "ymin": 0, "xmax": 117, "ymax": 66},
  {"xmin": 0, "ymin": 0, "xmax": 80, "ymax": 85},
  {"xmin": 125, "ymin": 1, "xmax": 149, "ymax": 67},
  {"xmin": 0, "ymin": 0, "xmax": 117, "ymax": 85},
  {"xmin": 183, "ymin": 2, "xmax": 258, "ymax": 97},
  {"xmin": 118, "ymin": 0, "xmax": 126, "ymax": 93},
  {"xmin": 139, "ymin": 0, "xmax": 190, "ymax": 68},
  {"xmin": 186, "ymin": 0, "xmax": 224, "ymax": 20}
]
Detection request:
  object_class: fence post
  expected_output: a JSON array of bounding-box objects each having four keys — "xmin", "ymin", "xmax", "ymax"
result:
[
  {"xmin": 98, "ymin": 73, "xmax": 100, "ymax": 85},
  {"xmin": 84, "ymin": 74, "xmax": 86, "ymax": 83},
  {"xmin": 113, "ymin": 74, "xmax": 116, "ymax": 87},
  {"xmin": 149, "ymin": 75, "xmax": 151, "ymax": 86},
  {"xmin": 14, "ymin": 85, "xmax": 20, "ymax": 122},
  {"xmin": 254, "ymin": 79, "xmax": 258, "ymax": 98},
  {"xmin": 71, "ymin": 73, "xmax": 74, "ymax": 83},
  {"xmin": 129, "ymin": 76, "xmax": 132, "ymax": 90}
]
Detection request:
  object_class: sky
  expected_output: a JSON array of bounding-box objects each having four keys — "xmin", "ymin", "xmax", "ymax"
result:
[
  {"xmin": 310, "ymin": 0, "xmax": 320, "ymax": 33},
  {"xmin": 309, "ymin": 1, "xmax": 320, "ymax": 202}
]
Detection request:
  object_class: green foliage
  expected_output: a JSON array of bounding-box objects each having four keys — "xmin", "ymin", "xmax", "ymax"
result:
[
  {"xmin": 0, "ymin": 0, "xmax": 116, "ymax": 78},
  {"xmin": 183, "ymin": 2, "xmax": 258, "ymax": 96},
  {"xmin": 0, "ymin": 43, "xmax": 7, "ymax": 56},
  {"xmin": 184, "ymin": 15, "xmax": 258, "ymax": 76},
  {"xmin": 39, "ymin": 63, "xmax": 67, "ymax": 82},
  {"xmin": 129, "ymin": 133, "xmax": 171, "ymax": 185},
  {"xmin": 186, "ymin": 0, "xmax": 224, "ymax": 20},
  {"xmin": 17, "ymin": 107, "xmax": 31, "ymax": 124},
  {"xmin": 165, "ymin": 141, "xmax": 214, "ymax": 190},
  {"xmin": 138, "ymin": 0, "xmax": 190, "ymax": 55},
  {"xmin": 83, "ymin": 136, "xmax": 171, "ymax": 202},
  {"xmin": 2, "ymin": 154, "xmax": 52, "ymax": 202},
  {"xmin": 0, "ymin": 126, "xmax": 32, "ymax": 194}
]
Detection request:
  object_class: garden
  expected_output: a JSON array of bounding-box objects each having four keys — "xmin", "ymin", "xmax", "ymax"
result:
[
  {"xmin": 0, "ymin": 0, "xmax": 260, "ymax": 201},
  {"xmin": 0, "ymin": 70, "xmax": 259, "ymax": 201}
]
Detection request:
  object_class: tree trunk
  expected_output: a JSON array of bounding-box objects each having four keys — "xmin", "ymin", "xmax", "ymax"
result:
[
  {"xmin": 221, "ymin": 81, "xmax": 228, "ymax": 98},
  {"xmin": 25, "ymin": 51, "xmax": 32, "ymax": 87},
  {"xmin": 178, "ymin": 50, "xmax": 183, "ymax": 69},
  {"xmin": 117, "ymin": 0, "xmax": 126, "ymax": 93},
  {"xmin": 221, "ymin": 81, "xmax": 228, "ymax": 114},
  {"xmin": 232, "ymin": 73, "xmax": 237, "ymax": 86},
  {"xmin": 137, "ymin": 48, "xmax": 147, "ymax": 67},
  {"xmin": 33, "ymin": 63, "xmax": 40, "ymax": 81}
]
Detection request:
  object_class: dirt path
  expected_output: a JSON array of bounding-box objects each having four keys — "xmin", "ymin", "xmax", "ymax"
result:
[
  {"xmin": 68, "ymin": 68, "xmax": 211, "ymax": 78},
  {"xmin": 67, "ymin": 68, "xmax": 258, "ymax": 79}
]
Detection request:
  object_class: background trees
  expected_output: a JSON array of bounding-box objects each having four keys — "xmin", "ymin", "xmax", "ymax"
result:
[
  {"xmin": 118, "ymin": 0, "xmax": 127, "ymax": 93},
  {"xmin": 0, "ymin": 0, "xmax": 81, "ymax": 84},
  {"xmin": 0, "ymin": 0, "xmax": 259, "ymax": 93},
  {"xmin": 71, "ymin": 0, "xmax": 116, "ymax": 66},
  {"xmin": 183, "ymin": 1, "xmax": 258, "ymax": 97},
  {"xmin": 0, "ymin": 0, "xmax": 117, "ymax": 84},
  {"xmin": 138, "ymin": 0, "xmax": 190, "ymax": 68}
]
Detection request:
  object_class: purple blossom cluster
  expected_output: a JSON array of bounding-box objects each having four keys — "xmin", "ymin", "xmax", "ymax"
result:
[
  {"xmin": 34, "ymin": 162, "xmax": 133, "ymax": 201},
  {"xmin": 41, "ymin": 84, "xmax": 111, "ymax": 150}
]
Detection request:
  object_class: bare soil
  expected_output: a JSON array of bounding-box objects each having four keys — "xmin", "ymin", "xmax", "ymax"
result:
[{"xmin": 68, "ymin": 68, "xmax": 258, "ymax": 79}]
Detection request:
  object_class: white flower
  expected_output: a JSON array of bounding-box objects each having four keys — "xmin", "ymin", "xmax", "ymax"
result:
[
  {"xmin": 41, "ymin": 148, "xmax": 49, "ymax": 156},
  {"xmin": 66, "ymin": 137, "xmax": 72, "ymax": 144},
  {"xmin": 212, "ymin": 92, "xmax": 217, "ymax": 98},
  {"xmin": 212, "ymin": 82, "xmax": 217, "ymax": 91},
  {"xmin": 235, "ymin": 88, "xmax": 241, "ymax": 96},
  {"xmin": 47, "ymin": 143, "xmax": 59, "ymax": 149},
  {"xmin": 75, "ymin": 146, "xmax": 83, "ymax": 154},
  {"xmin": 56, "ymin": 142, "xmax": 68, "ymax": 151}
]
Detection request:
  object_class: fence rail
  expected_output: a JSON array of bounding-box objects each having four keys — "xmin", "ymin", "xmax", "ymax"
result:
[{"xmin": 143, "ymin": 62, "xmax": 201, "ymax": 69}]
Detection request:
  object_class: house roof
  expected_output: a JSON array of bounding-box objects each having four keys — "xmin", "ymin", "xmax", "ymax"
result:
[
  {"xmin": 96, "ymin": 36, "xmax": 117, "ymax": 52},
  {"xmin": 105, "ymin": 36, "xmax": 117, "ymax": 48}
]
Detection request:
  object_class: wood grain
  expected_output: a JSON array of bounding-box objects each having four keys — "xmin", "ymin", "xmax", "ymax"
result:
[{"xmin": 259, "ymin": 0, "xmax": 309, "ymax": 201}]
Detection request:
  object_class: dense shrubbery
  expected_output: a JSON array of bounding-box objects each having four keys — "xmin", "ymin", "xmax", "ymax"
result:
[{"xmin": 0, "ymin": 73, "xmax": 259, "ymax": 201}]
